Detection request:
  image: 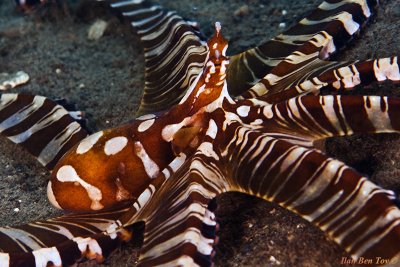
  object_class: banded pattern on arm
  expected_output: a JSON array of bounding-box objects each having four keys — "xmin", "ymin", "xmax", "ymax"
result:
[
  {"xmin": 221, "ymin": 123, "xmax": 400, "ymax": 260},
  {"xmin": 0, "ymin": 206, "xmax": 132, "ymax": 266},
  {"xmin": 103, "ymin": 0, "xmax": 208, "ymax": 115},
  {"xmin": 134, "ymin": 138, "xmax": 229, "ymax": 266},
  {"xmin": 258, "ymin": 56, "xmax": 400, "ymax": 103},
  {"xmin": 249, "ymin": 94, "xmax": 400, "ymax": 143},
  {"xmin": 228, "ymin": 0, "xmax": 378, "ymax": 97},
  {"xmin": 0, "ymin": 93, "xmax": 89, "ymax": 169}
]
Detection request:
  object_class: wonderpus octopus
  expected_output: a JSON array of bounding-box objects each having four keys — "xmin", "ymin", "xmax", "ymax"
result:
[{"xmin": 0, "ymin": 0, "xmax": 400, "ymax": 266}]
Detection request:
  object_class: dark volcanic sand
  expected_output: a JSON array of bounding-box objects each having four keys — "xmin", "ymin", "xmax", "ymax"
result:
[{"xmin": 0, "ymin": 0, "xmax": 400, "ymax": 266}]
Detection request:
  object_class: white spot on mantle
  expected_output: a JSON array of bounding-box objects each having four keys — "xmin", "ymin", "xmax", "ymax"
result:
[
  {"xmin": 138, "ymin": 119, "xmax": 155, "ymax": 132},
  {"xmin": 134, "ymin": 141, "xmax": 159, "ymax": 179},
  {"xmin": 56, "ymin": 165, "xmax": 104, "ymax": 210},
  {"xmin": 104, "ymin": 136, "xmax": 128, "ymax": 155},
  {"xmin": 76, "ymin": 131, "xmax": 103, "ymax": 154}
]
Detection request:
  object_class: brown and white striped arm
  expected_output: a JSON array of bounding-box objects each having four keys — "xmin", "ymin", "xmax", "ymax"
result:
[
  {"xmin": 230, "ymin": 0, "xmax": 379, "ymax": 97},
  {"xmin": 297, "ymin": 57, "xmax": 400, "ymax": 93},
  {"xmin": 132, "ymin": 139, "xmax": 229, "ymax": 266},
  {"xmin": 0, "ymin": 205, "xmax": 132, "ymax": 266},
  {"xmin": 0, "ymin": 93, "xmax": 89, "ymax": 169},
  {"xmin": 220, "ymin": 122, "xmax": 400, "ymax": 260},
  {"xmin": 243, "ymin": 95, "xmax": 400, "ymax": 144},
  {"xmin": 99, "ymin": 0, "xmax": 208, "ymax": 115},
  {"xmin": 251, "ymin": 56, "xmax": 400, "ymax": 103}
]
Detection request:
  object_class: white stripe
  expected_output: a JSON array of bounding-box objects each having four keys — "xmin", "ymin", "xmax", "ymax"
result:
[
  {"xmin": 300, "ymin": 12, "xmax": 360, "ymax": 35},
  {"xmin": 0, "ymin": 96, "xmax": 45, "ymax": 132},
  {"xmin": 72, "ymin": 237, "xmax": 102, "ymax": 256},
  {"xmin": 142, "ymin": 227, "xmax": 213, "ymax": 260},
  {"xmin": 0, "ymin": 253, "xmax": 10, "ymax": 267},
  {"xmin": 0, "ymin": 227, "xmax": 46, "ymax": 251},
  {"xmin": 319, "ymin": 0, "xmax": 371, "ymax": 18},
  {"xmin": 319, "ymin": 96, "xmax": 343, "ymax": 135},
  {"xmin": 130, "ymin": 10, "xmax": 163, "ymax": 28},
  {"xmin": 38, "ymin": 122, "xmax": 83, "ymax": 166},
  {"xmin": 8, "ymin": 106, "xmax": 69, "ymax": 144},
  {"xmin": 33, "ymin": 247, "xmax": 62, "ymax": 267},
  {"xmin": 0, "ymin": 94, "xmax": 18, "ymax": 112},
  {"xmin": 163, "ymin": 256, "xmax": 200, "ymax": 267},
  {"xmin": 363, "ymin": 96, "xmax": 393, "ymax": 132},
  {"xmin": 29, "ymin": 221, "xmax": 75, "ymax": 239},
  {"xmin": 353, "ymin": 208, "xmax": 400, "ymax": 256},
  {"xmin": 373, "ymin": 57, "xmax": 400, "ymax": 81},
  {"xmin": 110, "ymin": 0, "xmax": 144, "ymax": 8}
]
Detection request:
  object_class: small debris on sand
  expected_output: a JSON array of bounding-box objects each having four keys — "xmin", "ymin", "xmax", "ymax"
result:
[
  {"xmin": 269, "ymin": 255, "xmax": 281, "ymax": 265},
  {"xmin": 234, "ymin": 5, "xmax": 250, "ymax": 17},
  {"xmin": 88, "ymin": 19, "xmax": 108, "ymax": 40},
  {"xmin": 0, "ymin": 71, "xmax": 29, "ymax": 90}
]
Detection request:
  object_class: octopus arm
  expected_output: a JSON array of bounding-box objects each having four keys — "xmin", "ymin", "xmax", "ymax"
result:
[
  {"xmin": 252, "ymin": 56, "xmax": 400, "ymax": 102},
  {"xmin": 221, "ymin": 125, "xmax": 400, "ymax": 261},
  {"xmin": 229, "ymin": 0, "xmax": 379, "ymax": 97},
  {"xmin": 133, "ymin": 142, "xmax": 229, "ymax": 266},
  {"xmin": 0, "ymin": 204, "xmax": 133, "ymax": 266},
  {"xmin": 252, "ymin": 94, "xmax": 400, "ymax": 142},
  {"xmin": 100, "ymin": 0, "xmax": 209, "ymax": 116},
  {"xmin": 0, "ymin": 93, "xmax": 89, "ymax": 169}
]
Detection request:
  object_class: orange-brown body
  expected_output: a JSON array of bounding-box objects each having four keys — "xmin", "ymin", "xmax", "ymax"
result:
[{"xmin": 48, "ymin": 122, "xmax": 173, "ymax": 211}]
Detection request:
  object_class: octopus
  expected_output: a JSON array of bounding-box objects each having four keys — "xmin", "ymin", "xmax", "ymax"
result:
[{"xmin": 0, "ymin": 0, "xmax": 399, "ymax": 266}]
